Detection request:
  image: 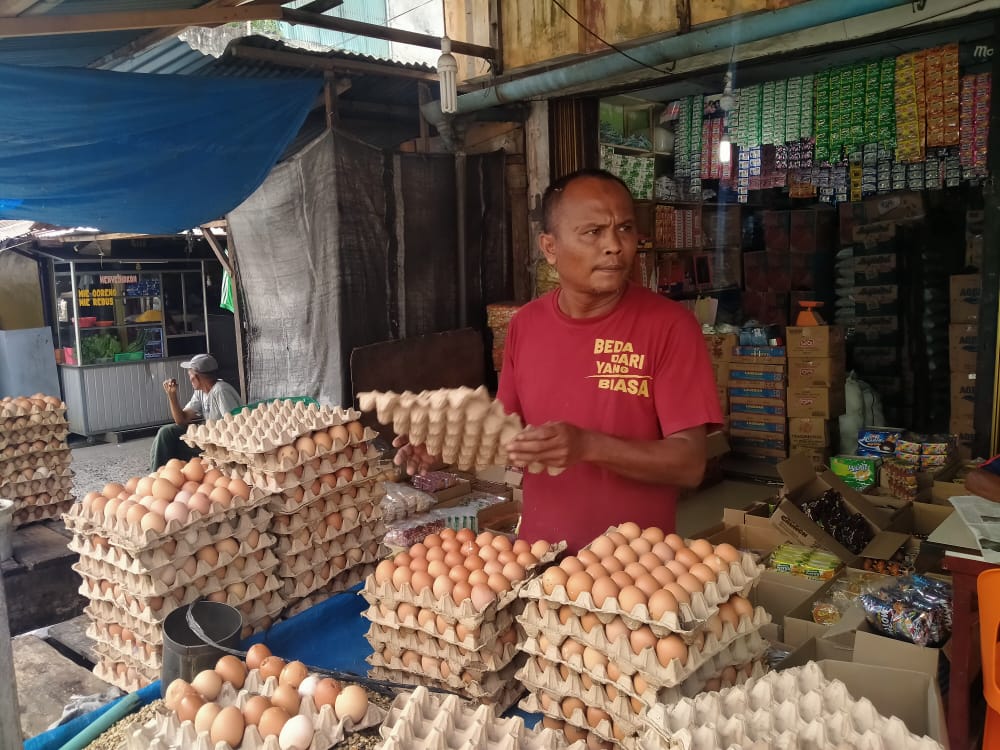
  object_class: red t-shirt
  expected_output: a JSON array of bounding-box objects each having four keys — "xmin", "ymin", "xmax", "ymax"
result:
[{"xmin": 497, "ymin": 283, "xmax": 723, "ymax": 552}]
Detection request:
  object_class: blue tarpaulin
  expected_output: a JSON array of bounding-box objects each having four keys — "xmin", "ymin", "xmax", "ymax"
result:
[{"xmin": 0, "ymin": 63, "xmax": 322, "ymax": 233}]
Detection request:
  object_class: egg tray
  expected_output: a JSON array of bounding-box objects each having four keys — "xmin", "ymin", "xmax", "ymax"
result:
[
  {"xmin": 183, "ymin": 400, "xmax": 366, "ymax": 452},
  {"xmin": 361, "ymin": 542, "xmax": 564, "ymax": 628},
  {"xmin": 268, "ymin": 477, "xmax": 386, "ymax": 518},
  {"xmin": 280, "ymin": 562, "xmax": 376, "ymax": 620},
  {"xmin": 0, "ymin": 397, "xmax": 65, "ymax": 415},
  {"xmin": 210, "ymin": 456, "xmax": 388, "ymax": 495},
  {"xmin": 635, "ymin": 661, "xmax": 943, "ymax": 750},
  {"xmin": 13, "ymin": 498, "xmax": 74, "ymax": 527},
  {"xmin": 521, "ymin": 626, "xmax": 771, "ymax": 702},
  {"xmin": 0, "ymin": 409, "xmax": 67, "ymax": 431},
  {"xmin": 273, "ymin": 509, "xmax": 384, "ymax": 558},
  {"xmin": 276, "ymin": 535, "xmax": 383, "ymax": 581},
  {"xmin": 64, "ymin": 499, "xmax": 273, "ymax": 554},
  {"xmin": 368, "ymin": 649, "xmax": 526, "ymax": 700},
  {"xmin": 81, "ymin": 569, "xmax": 283, "ymax": 626},
  {"xmin": 1, "ymin": 468, "xmax": 73, "ymax": 495},
  {"xmin": 519, "ymin": 690, "xmax": 635, "ymax": 747},
  {"xmin": 194, "ymin": 426, "xmax": 381, "ymax": 474},
  {"xmin": 10, "ymin": 490, "xmax": 73, "ymax": 509},
  {"xmin": 75, "ymin": 544, "xmax": 280, "ymax": 599},
  {"xmin": 367, "ymin": 624, "xmax": 521, "ymax": 673},
  {"xmin": 368, "ymin": 664, "xmax": 527, "ymax": 716},
  {"xmin": 279, "ymin": 545, "xmax": 381, "ymax": 600},
  {"xmin": 93, "ymin": 656, "xmax": 156, "ymax": 693},
  {"xmin": 0, "ymin": 448, "xmax": 72, "ymax": 477},
  {"xmin": 519, "ymin": 599, "xmax": 771, "ymax": 685},
  {"xmin": 364, "ymin": 602, "xmax": 520, "ymax": 653},
  {"xmin": 85, "ymin": 603, "xmax": 164, "ymax": 645},
  {"xmin": 358, "ymin": 387, "xmax": 563, "ymax": 476},
  {"xmin": 378, "ymin": 686, "xmax": 589, "ymax": 750},
  {"xmin": 519, "ymin": 553, "xmax": 761, "ymax": 640},
  {"xmin": 94, "ymin": 633, "xmax": 162, "ymax": 672}
]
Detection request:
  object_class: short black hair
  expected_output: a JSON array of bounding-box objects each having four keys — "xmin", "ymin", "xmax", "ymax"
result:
[{"xmin": 541, "ymin": 168, "xmax": 633, "ymax": 233}]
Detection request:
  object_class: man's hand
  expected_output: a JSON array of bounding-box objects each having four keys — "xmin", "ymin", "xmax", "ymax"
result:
[
  {"xmin": 392, "ymin": 435, "xmax": 440, "ymax": 477},
  {"xmin": 162, "ymin": 378, "xmax": 178, "ymax": 398},
  {"xmin": 505, "ymin": 422, "xmax": 591, "ymax": 470}
]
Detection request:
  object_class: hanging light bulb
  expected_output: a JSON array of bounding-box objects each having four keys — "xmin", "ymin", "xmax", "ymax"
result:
[
  {"xmin": 719, "ymin": 70, "xmax": 735, "ymax": 113},
  {"xmin": 718, "ymin": 129, "xmax": 732, "ymax": 165},
  {"xmin": 437, "ymin": 37, "xmax": 459, "ymax": 114}
]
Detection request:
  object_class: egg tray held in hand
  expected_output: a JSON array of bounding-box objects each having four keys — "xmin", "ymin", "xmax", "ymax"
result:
[
  {"xmin": 369, "ymin": 660, "xmax": 528, "ymax": 715},
  {"xmin": 183, "ymin": 400, "xmax": 367, "ymax": 454},
  {"xmin": 378, "ymin": 686, "xmax": 588, "ymax": 750},
  {"xmin": 358, "ymin": 386, "xmax": 563, "ymax": 475},
  {"xmin": 268, "ymin": 477, "xmax": 386, "ymax": 516},
  {"xmin": 125, "ymin": 670, "xmax": 385, "ymax": 750},
  {"xmin": 634, "ymin": 661, "xmax": 943, "ymax": 750},
  {"xmin": 519, "ymin": 599, "xmax": 771, "ymax": 690},
  {"xmin": 365, "ymin": 600, "xmax": 518, "ymax": 652},
  {"xmin": 365, "ymin": 621, "xmax": 521, "ymax": 672}
]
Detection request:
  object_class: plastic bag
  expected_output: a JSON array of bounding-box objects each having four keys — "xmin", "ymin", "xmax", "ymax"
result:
[{"xmin": 859, "ymin": 574, "xmax": 952, "ymax": 646}]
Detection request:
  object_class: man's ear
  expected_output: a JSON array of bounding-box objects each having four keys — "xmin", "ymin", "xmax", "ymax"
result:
[{"xmin": 538, "ymin": 232, "xmax": 557, "ymax": 266}]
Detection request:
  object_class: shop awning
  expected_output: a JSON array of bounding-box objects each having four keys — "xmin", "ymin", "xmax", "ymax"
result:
[{"xmin": 0, "ymin": 62, "xmax": 321, "ymax": 234}]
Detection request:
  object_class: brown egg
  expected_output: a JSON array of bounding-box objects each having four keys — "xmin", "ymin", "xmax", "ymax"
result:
[
  {"xmin": 191, "ymin": 669, "xmax": 223, "ymax": 701},
  {"xmin": 610, "ymin": 571, "xmax": 634, "ymax": 589},
  {"xmin": 431, "ymin": 575, "xmax": 453, "ymax": 599},
  {"xmin": 589, "ymin": 536, "xmax": 616, "ymax": 559},
  {"xmin": 195, "ymin": 702, "xmax": 223, "ymax": 734},
  {"xmin": 664, "ymin": 582, "xmax": 691, "ymax": 605},
  {"xmin": 633, "ymin": 574, "xmax": 661, "ymax": 598},
  {"xmin": 589, "ymin": 577, "xmax": 620, "ymax": 608},
  {"xmin": 411, "ymin": 570, "xmax": 434, "ymax": 593},
  {"xmin": 655, "ymin": 635, "xmax": 689, "ymax": 667},
  {"xmin": 335, "ymin": 684, "xmax": 369, "ymax": 723},
  {"xmin": 649, "ymin": 566, "xmax": 675, "ymax": 587},
  {"xmin": 617, "ymin": 585, "xmax": 647, "ymax": 615},
  {"xmin": 666, "ymin": 560, "xmax": 689, "ymax": 578},
  {"xmin": 165, "ymin": 678, "xmax": 194, "ymax": 711},
  {"xmin": 177, "ymin": 692, "xmax": 205, "ymax": 723},
  {"xmin": 688, "ymin": 563, "xmax": 717, "ymax": 586},
  {"xmin": 391, "ymin": 566, "xmax": 412, "ymax": 589},
  {"xmin": 559, "ymin": 556, "xmax": 585, "ymax": 575},
  {"xmin": 258, "ymin": 706, "xmax": 290, "ymax": 738},
  {"xmin": 688, "ymin": 538, "xmax": 714, "ymax": 560},
  {"xmin": 214, "ymin": 655, "xmax": 247, "ymax": 689},
  {"xmin": 705, "ymin": 614, "xmax": 724, "ymax": 640},
  {"xmin": 628, "ymin": 625, "xmax": 657, "ymax": 655},
  {"xmin": 470, "ymin": 583, "xmax": 497, "ymax": 610},
  {"xmin": 633, "ymin": 673, "xmax": 649, "ymax": 695},
  {"xmin": 188, "ymin": 493, "xmax": 212, "ymax": 515},
  {"xmin": 467, "ymin": 569, "xmax": 488, "ymax": 586},
  {"xmin": 731, "ymin": 595, "xmax": 754, "ymax": 620},
  {"xmin": 259, "ymin": 656, "xmax": 286, "ymax": 681},
  {"xmin": 565, "ymin": 571, "xmax": 595, "ymax": 601},
  {"xmin": 586, "ymin": 706, "xmax": 611, "ymax": 730},
  {"xmin": 152, "ymin": 477, "xmax": 178, "ymax": 501},
  {"xmin": 374, "ymin": 559, "xmax": 395, "ymax": 585},
  {"xmin": 651, "ymin": 541, "xmax": 675, "ymax": 563},
  {"xmin": 717, "ymin": 601, "xmax": 740, "ymax": 630},
  {"xmin": 530, "ymin": 540, "xmax": 551, "ymax": 558},
  {"xmin": 583, "ymin": 645, "xmax": 607, "ymax": 671},
  {"xmin": 452, "ymin": 580, "xmax": 472, "ymax": 603},
  {"xmin": 604, "ymin": 617, "xmax": 630, "ymax": 644},
  {"xmin": 312, "ymin": 678, "xmax": 341, "ymax": 709},
  {"xmin": 703, "ymin": 553, "xmax": 729, "ymax": 574},
  {"xmin": 673, "ymin": 548, "xmax": 701, "ymax": 569},
  {"xmin": 271, "ymin": 683, "xmax": 301, "ymax": 715},
  {"xmin": 140, "ymin": 513, "xmax": 166, "ymax": 534},
  {"xmin": 647, "ymin": 588, "xmax": 680, "ymax": 620},
  {"xmin": 243, "ymin": 695, "xmax": 271, "ymax": 727},
  {"xmin": 427, "ymin": 560, "xmax": 449, "ymax": 578},
  {"xmin": 561, "ymin": 696, "xmax": 585, "ymax": 720},
  {"xmin": 487, "ymin": 573, "xmax": 511, "ymax": 594},
  {"xmin": 280, "ymin": 660, "xmax": 308, "ymax": 689},
  {"xmin": 676, "ymin": 573, "xmax": 704, "ymax": 595},
  {"xmin": 448, "ymin": 565, "xmax": 470, "ymax": 584},
  {"xmin": 612, "ymin": 545, "xmax": 639, "ymax": 566},
  {"xmin": 541, "ymin": 566, "xmax": 568, "ymax": 595},
  {"xmin": 580, "ymin": 612, "xmax": 601, "ymax": 633},
  {"xmin": 209, "ymin": 705, "xmax": 244, "ymax": 746}
]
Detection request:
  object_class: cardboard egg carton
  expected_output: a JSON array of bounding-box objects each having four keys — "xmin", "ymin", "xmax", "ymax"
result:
[
  {"xmin": 10, "ymin": 490, "xmax": 73, "ymax": 508},
  {"xmin": 0, "ymin": 409, "xmax": 67, "ymax": 432},
  {"xmin": 368, "ymin": 649, "xmax": 526, "ymax": 699},
  {"xmin": 281, "ymin": 562, "xmax": 375, "ymax": 619},
  {"xmin": 94, "ymin": 655, "xmax": 157, "ymax": 692},
  {"xmin": 369, "ymin": 660, "xmax": 526, "ymax": 714},
  {"xmin": 365, "ymin": 622, "xmax": 520, "ymax": 672},
  {"xmin": 519, "ymin": 690, "xmax": 635, "ymax": 747},
  {"xmin": 1, "ymin": 469, "xmax": 73, "ymax": 496},
  {"xmin": 361, "ymin": 542, "xmax": 563, "ymax": 627},
  {"xmin": 64, "ymin": 501, "xmax": 272, "ymax": 554},
  {"xmin": 0, "ymin": 449, "xmax": 71, "ymax": 478},
  {"xmin": 13, "ymin": 498, "xmax": 73, "ymax": 527},
  {"xmin": 196, "ymin": 429, "xmax": 381, "ymax": 474},
  {"xmin": 378, "ymin": 686, "xmax": 588, "ymax": 750},
  {"xmin": 69, "ymin": 527, "xmax": 276, "ymax": 577},
  {"xmin": 279, "ymin": 544, "xmax": 381, "ymax": 600},
  {"xmin": 85, "ymin": 603, "xmax": 163, "ymax": 645},
  {"xmin": 519, "ymin": 598, "xmax": 771, "ymax": 685},
  {"xmin": 269, "ymin": 498, "xmax": 382, "ymax": 542},
  {"xmin": 358, "ymin": 387, "xmax": 564, "ymax": 475},
  {"xmin": 274, "ymin": 509, "xmax": 384, "ymax": 558},
  {"xmin": 94, "ymin": 632, "xmax": 162, "ymax": 672},
  {"xmin": 635, "ymin": 662, "xmax": 943, "ymax": 750},
  {"xmin": 0, "ymin": 395, "xmax": 66, "ymax": 417},
  {"xmin": 269, "ymin": 479, "xmax": 386, "ymax": 517},
  {"xmin": 210, "ymin": 456, "xmax": 388, "ymax": 494},
  {"xmin": 364, "ymin": 601, "xmax": 519, "ymax": 652},
  {"xmin": 183, "ymin": 400, "xmax": 365, "ymax": 452},
  {"xmin": 276, "ymin": 527, "xmax": 382, "ymax": 576}
]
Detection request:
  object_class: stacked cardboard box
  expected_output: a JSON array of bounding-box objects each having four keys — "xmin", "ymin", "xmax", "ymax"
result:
[
  {"xmin": 728, "ymin": 346, "xmax": 787, "ymax": 463},
  {"xmin": 785, "ymin": 326, "xmax": 846, "ymax": 470},
  {"xmin": 704, "ymin": 332, "xmax": 737, "ymax": 422},
  {"xmin": 950, "ymin": 273, "xmax": 981, "ymax": 458}
]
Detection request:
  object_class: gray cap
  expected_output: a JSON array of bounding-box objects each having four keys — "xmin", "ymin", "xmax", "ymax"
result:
[{"xmin": 180, "ymin": 354, "xmax": 218, "ymax": 373}]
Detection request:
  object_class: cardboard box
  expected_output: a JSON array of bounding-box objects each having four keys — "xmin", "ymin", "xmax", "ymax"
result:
[
  {"xmin": 704, "ymin": 333, "xmax": 737, "ymax": 361},
  {"xmin": 851, "ymin": 220, "xmax": 898, "ymax": 250},
  {"xmin": 932, "ymin": 461, "xmax": 973, "ymax": 503},
  {"xmin": 731, "ymin": 346, "xmax": 787, "ymax": 366},
  {"xmin": 710, "ymin": 360, "xmax": 730, "ymax": 385},
  {"xmin": 852, "ymin": 623, "xmax": 951, "ymax": 688},
  {"xmin": 949, "ymin": 322, "xmax": 978, "ymax": 372},
  {"xmin": 782, "ymin": 568, "xmax": 895, "ymax": 648},
  {"xmin": 786, "ymin": 385, "xmax": 846, "ymax": 418},
  {"xmin": 730, "ymin": 434, "xmax": 788, "ymax": 454},
  {"xmin": 729, "ymin": 385, "xmax": 784, "ymax": 400},
  {"xmin": 950, "ymin": 372, "xmax": 976, "ymax": 418},
  {"xmin": 850, "ymin": 315, "xmax": 899, "ymax": 346},
  {"xmin": 763, "ymin": 210, "xmax": 790, "ymax": 251},
  {"xmin": 728, "ymin": 364, "xmax": 786, "ymax": 383},
  {"xmin": 730, "ymin": 415, "xmax": 787, "ymax": 434},
  {"xmin": 772, "ymin": 454, "xmax": 890, "ymax": 564},
  {"xmin": 780, "ymin": 634, "xmax": 855, "ymax": 667},
  {"xmin": 787, "ymin": 356, "xmax": 846, "ymax": 388},
  {"xmin": 788, "ymin": 446, "xmax": 832, "ymax": 471},
  {"xmin": 839, "ymin": 193, "xmax": 925, "ymax": 238},
  {"xmin": 859, "ymin": 502, "xmax": 954, "ymax": 574},
  {"xmin": 853, "ymin": 346, "xmax": 899, "ymax": 375},
  {"xmin": 784, "ymin": 326, "xmax": 845, "ymax": 358},
  {"xmin": 853, "ymin": 253, "xmax": 898, "ymax": 285},
  {"xmin": 854, "ymin": 285, "xmax": 899, "ymax": 316},
  {"xmin": 950, "ymin": 273, "xmax": 981, "ymax": 323},
  {"xmin": 789, "ymin": 208, "xmax": 836, "ymax": 254},
  {"xmin": 729, "ymin": 397, "xmax": 786, "ymax": 417},
  {"xmin": 429, "ymin": 479, "xmax": 473, "ymax": 502},
  {"xmin": 788, "ymin": 417, "xmax": 835, "ymax": 448}
]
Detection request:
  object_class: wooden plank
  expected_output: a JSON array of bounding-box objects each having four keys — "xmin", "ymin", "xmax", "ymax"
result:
[
  {"xmin": 284, "ymin": 8, "xmax": 496, "ymax": 59},
  {"xmin": 444, "ymin": 0, "xmax": 492, "ymax": 82},
  {"xmin": 581, "ymin": 0, "xmax": 680, "ymax": 53},
  {"xmin": 47, "ymin": 615, "xmax": 99, "ymax": 667},
  {"xmin": 13, "ymin": 635, "xmax": 111, "ymax": 738},
  {"xmin": 0, "ymin": 0, "xmax": 38, "ymax": 16},
  {"xmin": 228, "ymin": 44, "xmax": 440, "ymax": 81},
  {"xmin": 500, "ymin": 0, "xmax": 579, "ymax": 71},
  {"xmin": 0, "ymin": 568, "xmax": 23, "ymax": 750},
  {"xmin": 506, "ymin": 158, "xmax": 532, "ymax": 304},
  {"xmin": 0, "ymin": 4, "xmax": 280, "ymax": 38},
  {"xmin": 692, "ymin": 0, "xmax": 770, "ymax": 26},
  {"xmin": 200, "ymin": 227, "xmax": 232, "ymax": 275},
  {"xmin": 11, "ymin": 524, "xmax": 74, "ymax": 570}
]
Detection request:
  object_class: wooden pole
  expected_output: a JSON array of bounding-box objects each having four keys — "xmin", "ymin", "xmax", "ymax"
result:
[
  {"xmin": 0, "ymin": 567, "xmax": 24, "ymax": 750},
  {"xmin": 224, "ymin": 231, "xmax": 249, "ymax": 406}
]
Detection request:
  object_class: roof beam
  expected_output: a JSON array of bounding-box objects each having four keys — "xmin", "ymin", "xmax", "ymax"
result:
[
  {"xmin": 0, "ymin": 1, "xmax": 40, "ymax": 15},
  {"xmin": 228, "ymin": 43, "xmax": 440, "ymax": 81},
  {"xmin": 282, "ymin": 7, "xmax": 496, "ymax": 60},
  {"xmin": 0, "ymin": 4, "xmax": 281, "ymax": 37}
]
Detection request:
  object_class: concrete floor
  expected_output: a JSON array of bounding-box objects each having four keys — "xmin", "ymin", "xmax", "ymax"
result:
[{"xmin": 70, "ymin": 435, "xmax": 155, "ymax": 498}]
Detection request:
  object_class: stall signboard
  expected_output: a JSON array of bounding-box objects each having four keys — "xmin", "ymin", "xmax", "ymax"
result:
[{"xmin": 78, "ymin": 286, "xmax": 117, "ymax": 308}]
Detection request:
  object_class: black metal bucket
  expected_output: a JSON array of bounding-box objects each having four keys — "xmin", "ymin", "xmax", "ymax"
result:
[{"xmin": 160, "ymin": 601, "xmax": 242, "ymax": 695}]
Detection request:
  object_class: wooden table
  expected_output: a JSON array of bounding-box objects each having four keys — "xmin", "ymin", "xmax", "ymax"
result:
[{"xmin": 943, "ymin": 550, "xmax": 997, "ymax": 750}]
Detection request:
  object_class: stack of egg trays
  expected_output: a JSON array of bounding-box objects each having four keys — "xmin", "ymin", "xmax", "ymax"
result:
[
  {"xmin": 0, "ymin": 404, "xmax": 74, "ymax": 526},
  {"xmin": 67, "ymin": 498, "xmax": 276, "ymax": 692},
  {"xmin": 362, "ymin": 543, "xmax": 563, "ymax": 714},
  {"xmin": 516, "ymin": 530, "xmax": 768, "ymax": 747},
  {"xmin": 632, "ymin": 661, "xmax": 943, "ymax": 750},
  {"xmin": 125, "ymin": 666, "xmax": 386, "ymax": 750},
  {"xmin": 378, "ymin": 686, "xmax": 589, "ymax": 750}
]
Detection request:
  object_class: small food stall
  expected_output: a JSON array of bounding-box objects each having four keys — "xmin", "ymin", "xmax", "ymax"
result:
[{"xmin": 32, "ymin": 237, "xmax": 229, "ymax": 436}]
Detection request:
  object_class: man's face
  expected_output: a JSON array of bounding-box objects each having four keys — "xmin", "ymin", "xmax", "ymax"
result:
[
  {"xmin": 539, "ymin": 177, "xmax": 638, "ymax": 298},
  {"xmin": 187, "ymin": 369, "xmax": 201, "ymax": 392}
]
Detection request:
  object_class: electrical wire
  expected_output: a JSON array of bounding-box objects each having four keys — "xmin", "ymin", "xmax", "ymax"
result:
[
  {"xmin": 548, "ymin": 0, "xmax": 675, "ymax": 76},
  {"xmin": 899, "ymin": 0, "xmax": 986, "ymax": 27},
  {"xmin": 328, "ymin": 0, "xmax": 439, "ymax": 52}
]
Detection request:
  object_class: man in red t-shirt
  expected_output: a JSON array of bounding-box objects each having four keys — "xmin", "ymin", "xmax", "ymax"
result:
[{"xmin": 396, "ymin": 169, "xmax": 722, "ymax": 551}]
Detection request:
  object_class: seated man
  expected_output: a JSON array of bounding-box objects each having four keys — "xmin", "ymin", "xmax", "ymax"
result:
[
  {"xmin": 150, "ymin": 354, "xmax": 242, "ymax": 471},
  {"xmin": 964, "ymin": 456, "xmax": 1000, "ymax": 502}
]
